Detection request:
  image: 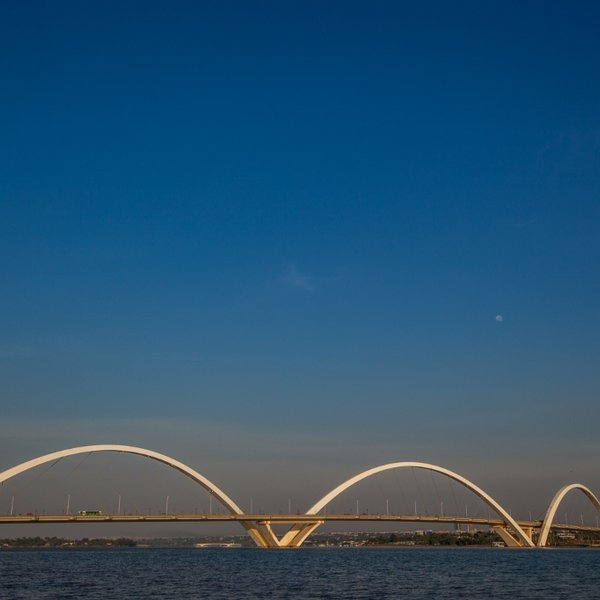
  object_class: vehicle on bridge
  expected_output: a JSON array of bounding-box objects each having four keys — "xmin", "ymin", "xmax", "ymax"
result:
[{"xmin": 78, "ymin": 510, "xmax": 103, "ymax": 516}]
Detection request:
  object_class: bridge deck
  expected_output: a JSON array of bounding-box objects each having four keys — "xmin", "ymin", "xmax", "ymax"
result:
[{"xmin": 0, "ymin": 513, "xmax": 598, "ymax": 533}]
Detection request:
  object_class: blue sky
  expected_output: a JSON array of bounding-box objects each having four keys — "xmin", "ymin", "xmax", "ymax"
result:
[{"xmin": 1, "ymin": 2, "xmax": 600, "ymax": 518}]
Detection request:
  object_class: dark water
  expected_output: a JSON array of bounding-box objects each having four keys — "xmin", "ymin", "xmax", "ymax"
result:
[{"xmin": 1, "ymin": 547, "xmax": 599, "ymax": 599}]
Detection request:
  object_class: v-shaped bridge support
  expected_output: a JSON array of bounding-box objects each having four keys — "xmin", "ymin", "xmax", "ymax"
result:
[{"xmin": 242, "ymin": 520, "xmax": 324, "ymax": 547}]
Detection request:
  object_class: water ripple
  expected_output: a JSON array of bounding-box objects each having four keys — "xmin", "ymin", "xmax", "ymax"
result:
[{"xmin": 1, "ymin": 547, "xmax": 599, "ymax": 599}]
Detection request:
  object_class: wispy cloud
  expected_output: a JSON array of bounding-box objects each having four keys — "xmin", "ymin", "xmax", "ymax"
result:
[
  {"xmin": 0, "ymin": 343, "xmax": 35, "ymax": 359},
  {"xmin": 512, "ymin": 218, "xmax": 536, "ymax": 229},
  {"xmin": 281, "ymin": 265, "xmax": 315, "ymax": 292},
  {"xmin": 536, "ymin": 129, "xmax": 600, "ymax": 176}
]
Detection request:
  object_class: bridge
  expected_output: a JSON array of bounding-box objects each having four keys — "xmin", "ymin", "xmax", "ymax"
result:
[{"xmin": 1, "ymin": 445, "xmax": 599, "ymax": 548}]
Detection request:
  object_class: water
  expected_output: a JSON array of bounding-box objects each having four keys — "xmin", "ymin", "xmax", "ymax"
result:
[{"xmin": 1, "ymin": 547, "xmax": 599, "ymax": 599}]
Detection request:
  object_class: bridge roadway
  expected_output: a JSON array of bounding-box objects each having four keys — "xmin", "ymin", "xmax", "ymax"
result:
[{"xmin": 1, "ymin": 513, "xmax": 598, "ymax": 535}]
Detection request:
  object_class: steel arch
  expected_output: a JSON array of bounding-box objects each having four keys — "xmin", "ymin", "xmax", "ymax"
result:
[
  {"xmin": 537, "ymin": 483, "xmax": 600, "ymax": 547},
  {"xmin": 281, "ymin": 462, "xmax": 535, "ymax": 547},
  {"xmin": 0, "ymin": 444, "xmax": 243, "ymax": 514}
]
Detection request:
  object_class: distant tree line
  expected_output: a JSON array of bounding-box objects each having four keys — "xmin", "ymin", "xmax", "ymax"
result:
[
  {"xmin": 0, "ymin": 537, "xmax": 136, "ymax": 548},
  {"xmin": 363, "ymin": 530, "xmax": 502, "ymax": 546}
]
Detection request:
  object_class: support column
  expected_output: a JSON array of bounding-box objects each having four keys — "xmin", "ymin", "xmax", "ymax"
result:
[
  {"xmin": 492, "ymin": 525, "xmax": 527, "ymax": 547},
  {"xmin": 241, "ymin": 522, "xmax": 279, "ymax": 548},
  {"xmin": 279, "ymin": 521, "xmax": 323, "ymax": 547},
  {"xmin": 253, "ymin": 522, "xmax": 282, "ymax": 547}
]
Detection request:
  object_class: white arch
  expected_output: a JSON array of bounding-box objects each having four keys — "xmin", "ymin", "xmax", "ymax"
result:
[
  {"xmin": 537, "ymin": 483, "xmax": 600, "ymax": 547},
  {"xmin": 306, "ymin": 461, "xmax": 535, "ymax": 547},
  {"xmin": 0, "ymin": 444, "xmax": 244, "ymax": 515}
]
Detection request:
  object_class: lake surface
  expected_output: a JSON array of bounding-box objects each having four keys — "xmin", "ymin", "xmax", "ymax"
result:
[{"xmin": 1, "ymin": 547, "xmax": 599, "ymax": 599}]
